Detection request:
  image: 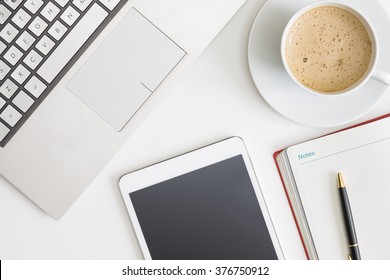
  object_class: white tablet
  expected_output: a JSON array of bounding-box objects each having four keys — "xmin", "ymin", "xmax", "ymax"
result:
[{"xmin": 119, "ymin": 137, "xmax": 284, "ymax": 260}]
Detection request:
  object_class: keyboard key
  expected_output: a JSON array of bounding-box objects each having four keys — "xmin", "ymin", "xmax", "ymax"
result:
[
  {"xmin": 99, "ymin": 0, "xmax": 121, "ymax": 11},
  {"xmin": 11, "ymin": 64, "xmax": 30, "ymax": 84},
  {"xmin": 41, "ymin": 2, "xmax": 61, "ymax": 22},
  {"xmin": 24, "ymin": 49, "xmax": 43, "ymax": 70},
  {"xmin": 25, "ymin": 76, "xmax": 46, "ymax": 98},
  {"xmin": 0, "ymin": 23, "xmax": 19, "ymax": 43},
  {"xmin": 24, "ymin": 0, "xmax": 44, "ymax": 14},
  {"xmin": 12, "ymin": 8, "xmax": 32, "ymax": 29},
  {"xmin": 55, "ymin": 0, "xmax": 70, "ymax": 7},
  {"xmin": 0, "ymin": 79, "xmax": 18, "ymax": 99},
  {"xmin": 4, "ymin": 0, "xmax": 23, "ymax": 11},
  {"xmin": 38, "ymin": 4, "xmax": 108, "ymax": 83},
  {"xmin": 0, "ymin": 60, "xmax": 11, "ymax": 81},
  {"xmin": 0, "ymin": 96, "xmax": 5, "ymax": 109},
  {"xmin": 60, "ymin": 6, "xmax": 80, "ymax": 26},
  {"xmin": 0, "ymin": 4, "xmax": 12, "ymax": 24},
  {"xmin": 36, "ymin": 35, "xmax": 56, "ymax": 55},
  {"xmin": 0, "ymin": 41, "xmax": 6, "ymax": 55},
  {"xmin": 72, "ymin": 0, "xmax": 93, "ymax": 12},
  {"xmin": 4, "ymin": 45, "xmax": 23, "ymax": 66},
  {"xmin": 16, "ymin": 31, "xmax": 36, "ymax": 51},
  {"xmin": 0, "ymin": 122, "xmax": 10, "ymax": 142},
  {"xmin": 0, "ymin": 105, "xmax": 22, "ymax": 127},
  {"xmin": 28, "ymin": 16, "xmax": 48, "ymax": 37},
  {"xmin": 48, "ymin": 20, "xmax": 68, "ymax": 41},
  {"xmin": 12, "ymin": 90, "xmax": 34, "ymax": 113}
]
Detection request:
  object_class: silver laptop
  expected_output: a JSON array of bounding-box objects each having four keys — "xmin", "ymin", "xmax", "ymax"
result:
[{"xmin": 0, "ymin": 0, "xmax": 246, "ymax": 219}]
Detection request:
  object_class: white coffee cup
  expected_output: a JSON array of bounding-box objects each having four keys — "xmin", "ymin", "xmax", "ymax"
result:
[{"xmin": 281, "ymin": 1, "xmax": 390, "ymax": 96}]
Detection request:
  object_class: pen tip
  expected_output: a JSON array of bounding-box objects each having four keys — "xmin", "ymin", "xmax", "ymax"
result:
[{"xmin": 338, "ymin": 172, "xmax": 346, "ymax": 188}]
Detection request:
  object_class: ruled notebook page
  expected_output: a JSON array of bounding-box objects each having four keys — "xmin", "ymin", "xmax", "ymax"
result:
[{"xmin": 286, "ymin": 116, "xmax": 390, "ymax": 259}]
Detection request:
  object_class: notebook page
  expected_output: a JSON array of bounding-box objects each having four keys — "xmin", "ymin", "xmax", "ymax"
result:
[{"xmin": 286, "ymin": 116, "xmax": 390, "ymax": 259}]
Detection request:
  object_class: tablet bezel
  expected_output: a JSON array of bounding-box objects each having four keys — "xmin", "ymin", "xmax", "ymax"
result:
[{"xmin": 119, "ymin": 136, "xmax": 284, "ymax": 259}]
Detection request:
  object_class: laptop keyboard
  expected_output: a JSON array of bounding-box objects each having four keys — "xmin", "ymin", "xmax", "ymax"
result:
[{"xmin": 0, "ymin": 0, "xmax": 126, "ymax": 147}]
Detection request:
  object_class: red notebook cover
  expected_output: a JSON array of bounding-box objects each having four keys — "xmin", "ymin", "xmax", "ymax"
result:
[{"xmin": 273, "ymin": 113, "xmax": 390, "ymax": 259}]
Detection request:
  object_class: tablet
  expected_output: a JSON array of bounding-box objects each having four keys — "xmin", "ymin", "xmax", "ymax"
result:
[{"xmin": 119, "ymin": 137, "xmax": 284, "ymax": 260}]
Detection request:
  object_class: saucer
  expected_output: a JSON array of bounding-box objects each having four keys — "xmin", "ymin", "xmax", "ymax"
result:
[{"xmin": 248, "ymin": 0, "xmax": 390, "ymax": 127}]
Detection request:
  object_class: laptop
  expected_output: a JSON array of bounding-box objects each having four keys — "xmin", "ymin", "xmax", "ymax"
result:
[{"xmin": 0, "ymin": 0, "xmax": 246, "ymax": 219}]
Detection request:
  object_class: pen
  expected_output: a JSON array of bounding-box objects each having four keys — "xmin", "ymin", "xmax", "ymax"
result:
[{"xmin": 337, "ymin": 172, "xmax": 361, "ymax": 260}]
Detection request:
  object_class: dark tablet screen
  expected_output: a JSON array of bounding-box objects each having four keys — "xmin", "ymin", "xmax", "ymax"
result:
[{"xmin": 129, "ymin": 155, "xmax": 278, "ymax": 260}]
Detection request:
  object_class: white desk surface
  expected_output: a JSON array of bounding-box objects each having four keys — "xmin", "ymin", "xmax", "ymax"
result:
[{"xmin": 1, "ymin": 0, "xmax": 390, "ymax": 259}]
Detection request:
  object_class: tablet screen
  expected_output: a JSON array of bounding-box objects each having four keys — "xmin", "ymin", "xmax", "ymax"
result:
[{"xmin": 129, "ymin": 154, "xmax": 278, "ymax": 260}]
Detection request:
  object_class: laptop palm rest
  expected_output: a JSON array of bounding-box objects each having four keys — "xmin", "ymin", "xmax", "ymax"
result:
[{"xmin": 67, "ymin": 8, "xmax": 186, "ymax": 131}]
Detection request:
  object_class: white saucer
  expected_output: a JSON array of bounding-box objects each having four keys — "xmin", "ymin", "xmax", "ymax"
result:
[{"xmin": 248, "ymin": 0, "xmax": 390, "ymax": 127}]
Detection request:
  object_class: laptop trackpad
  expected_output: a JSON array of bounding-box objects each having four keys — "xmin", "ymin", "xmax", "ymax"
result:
[{"xmin": 67, "ymin": 8, "xmax": 186, "ymax": 131}]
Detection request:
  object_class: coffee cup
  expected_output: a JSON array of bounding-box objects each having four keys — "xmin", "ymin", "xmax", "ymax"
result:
[{"xmin": 281, "ymin": 1, "xmax": 390, "ymax": 96}]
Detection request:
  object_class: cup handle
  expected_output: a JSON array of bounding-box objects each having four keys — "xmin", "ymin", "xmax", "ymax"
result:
[{"xmin": 372, "ymin": 69, "xmax": 390, "ymax": 86}]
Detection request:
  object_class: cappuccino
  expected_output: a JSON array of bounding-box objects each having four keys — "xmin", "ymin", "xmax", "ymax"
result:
[{"xmin": 285, "ymin": 6, "xmax": 372, "ymax": 93}]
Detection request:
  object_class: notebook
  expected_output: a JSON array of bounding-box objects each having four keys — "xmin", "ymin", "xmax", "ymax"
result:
[
  {"xmin": 275, "ymin": 114, "xmax": 390, "ymax": 260},
  {"xmin": 0, "ymin": 0, "xmax": 247, "ymax": 219}
]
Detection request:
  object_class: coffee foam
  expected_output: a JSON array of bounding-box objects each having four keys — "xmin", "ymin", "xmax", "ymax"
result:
[{"xmin": 285, "ymin": 6, "xmax": 372, "ymax": 93}]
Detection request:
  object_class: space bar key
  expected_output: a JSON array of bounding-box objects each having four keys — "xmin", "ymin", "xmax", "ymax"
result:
[{"xmin": 37, "ymin": 4, "xmax": 108, "ymax": 84}]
